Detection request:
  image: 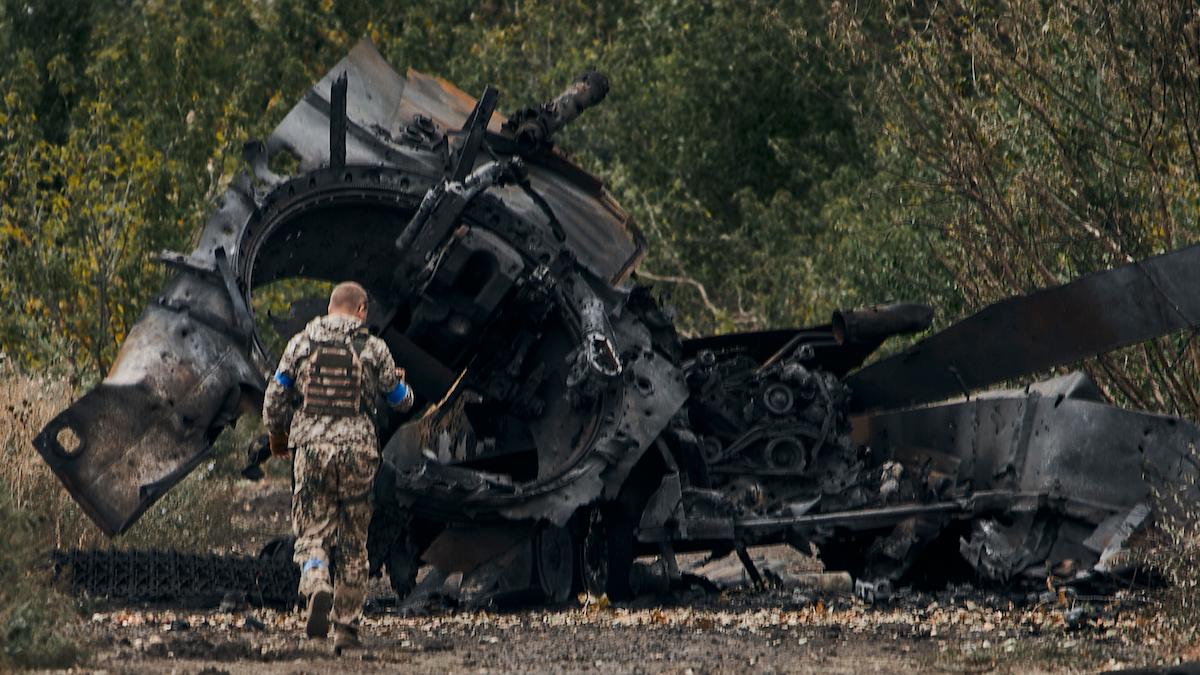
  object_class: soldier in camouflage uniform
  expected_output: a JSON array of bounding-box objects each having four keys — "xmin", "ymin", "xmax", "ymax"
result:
[{"xmin": 262, "ymin": 282, "xmax": 414, "ymax": 649}]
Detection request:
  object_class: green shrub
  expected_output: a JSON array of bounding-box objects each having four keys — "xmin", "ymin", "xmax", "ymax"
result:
[
  {"xmin": 1142, "ymin": 457, "xmax": 1200, "ymax": 638},
  {"xmin": 0, "ymin": 486, "xmax": 81, "ymax": 670}
]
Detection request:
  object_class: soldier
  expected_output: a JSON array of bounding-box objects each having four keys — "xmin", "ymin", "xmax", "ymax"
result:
[{"xmin": 261, "ymin": 281, "xmax": 414, "ymax": 650}]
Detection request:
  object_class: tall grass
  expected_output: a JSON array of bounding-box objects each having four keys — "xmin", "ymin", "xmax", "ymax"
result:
[
  {"xmin": 0, "ymin": 484, "xmax": 82, "ymax": 669},
  {"xmin": 0, "ymin": 362, "xmax": 255, "ymax": 551},
  {"xmin": 0, "ymin": 362, "xmax": 259, "ymax": 668},
  {"xmin": 1141, "ymin": 455, "xmax": 1200, "ymax": 642},
  {"xmin": 0, "ymin": 364, "xmax": 84, "ymax": 669}
]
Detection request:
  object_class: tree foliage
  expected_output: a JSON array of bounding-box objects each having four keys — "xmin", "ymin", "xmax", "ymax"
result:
[
  {"xmin": 0, "ymin": 0, "xmax": 888, "ymax": 377},
  {"xmin": 3, "ymin": 0, "xmax": 1199, "ymax": 421},
  {"xmin": 832, "ymin": 0, "xmax": 1200, "ymax": 415}
]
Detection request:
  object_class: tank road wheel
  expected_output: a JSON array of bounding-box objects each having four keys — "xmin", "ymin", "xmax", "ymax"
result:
[
  {"xmin": 258, "ymin": 535, "xmax": 296, "ymax": 563},
  {"xmin": 578, "ymin": 505, "xmax": 635, "ymax": 600},
  {"xmin": 385, "ymin": 536, "xmax": 420, "ymax": 601},
  {"xmin": 815, "ymin": 533, "xmax": 871, "ymax": 579},
  {"xmin": 535, "ymin": 524, "xmax": 575, "ymax": 603},
  {"xmin": 258, "ymin": 536, "xmax": 300, "ymax": 606},
  {"xmin": 368, "ymin": 492, "xmax": 423, "ymax": 602}
]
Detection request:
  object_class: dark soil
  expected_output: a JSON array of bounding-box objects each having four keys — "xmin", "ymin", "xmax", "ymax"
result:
[{"xmin": 43, "ymin": 476, "xmax": 1200, "ymax": 674}]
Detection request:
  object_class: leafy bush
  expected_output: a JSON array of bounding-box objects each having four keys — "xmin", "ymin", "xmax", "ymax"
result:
[{"xmin": 829, "ymin": 0, "xmax": 1200, "ymax": 414}]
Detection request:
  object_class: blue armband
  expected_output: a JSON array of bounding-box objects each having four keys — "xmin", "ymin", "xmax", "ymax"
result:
[
  {"xmin": 274, "ymin": 371, "xmax": 294, "ymax": 388},
  {"xmin": 386, "ymin": 382, "xmax": 410, "ymax": 405}
]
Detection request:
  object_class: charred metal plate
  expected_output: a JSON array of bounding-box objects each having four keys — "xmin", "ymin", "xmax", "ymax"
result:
[
  {"xmin": 34, "ymin": 286, "xmax": 262, "ymax": 535},
  {"xmin": 853, "ymin": 373, "xmax": 1200, "ymax": 513},
  {"xmin": 681, "ymin": 305, "xmax": 932, "ymax": 377},
  {"xmin": 847, "ymin": 243, "xmax": 1200, "ymax": 412}
]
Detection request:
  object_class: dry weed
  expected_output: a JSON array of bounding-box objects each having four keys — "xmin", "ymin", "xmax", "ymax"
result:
[
  {"xmin": 0, "ymin": 361, "xmax": 263, "ymax": 668},
  {"xmin": 0, "ymin": 363, "xmax": 84, "ymax": 668},
  {"xmin": 0, "ymin": 362, "xmax": 250, "ymax": 552},
  {"xmin": 1137, "ymin": 446, "xmax": 1200, "ymax": 646}
]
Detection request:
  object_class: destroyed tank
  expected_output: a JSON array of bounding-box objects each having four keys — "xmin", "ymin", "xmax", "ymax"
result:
[{"xmin": 35, "ymin": 41, "xmax": 1200, "ymax": 604}]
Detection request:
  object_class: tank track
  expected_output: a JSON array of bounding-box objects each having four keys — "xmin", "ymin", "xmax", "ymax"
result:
[{"xmin": 51, "ymin": 548, "xmax": 299, "ymax": 608}]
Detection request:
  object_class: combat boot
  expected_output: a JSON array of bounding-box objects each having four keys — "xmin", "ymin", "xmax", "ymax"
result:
[
  {"xmin": 333, "ymin": 622, "xmax": 362, "ymax": 655},
  {"xmin": 305, "ymin": 587, "xmax": 333, "ymax": 639}
]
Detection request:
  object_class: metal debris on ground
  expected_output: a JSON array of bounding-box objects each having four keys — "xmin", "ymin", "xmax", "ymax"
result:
[{"xmin": 52, "ymin": 548, "xmax": 298, "ymax": 608}]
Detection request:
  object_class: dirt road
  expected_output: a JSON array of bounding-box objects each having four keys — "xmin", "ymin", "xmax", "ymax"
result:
[
  {"xmin": 45, "ymin": 476, "xmax": 1196, "ymax": 674},
  {"xmin": 66, "ymin": 582, "xmax": 1189, "ymax": 674}
]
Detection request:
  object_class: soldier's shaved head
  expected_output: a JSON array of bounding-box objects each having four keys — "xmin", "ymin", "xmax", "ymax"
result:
[{"xmin": 328, "ymin": 281, "xmax": 368, "ymax": 318}]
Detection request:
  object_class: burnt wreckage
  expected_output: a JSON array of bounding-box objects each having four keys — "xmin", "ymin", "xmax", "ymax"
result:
[{"xmin": 34, "ymin": 42, "xmax": 1200, "ymax": 604}]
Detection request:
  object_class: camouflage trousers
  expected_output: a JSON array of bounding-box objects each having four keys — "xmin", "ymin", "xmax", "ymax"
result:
[{"xmin": 292, "ymin": 443, "xmax": 380, "ymax": 627}]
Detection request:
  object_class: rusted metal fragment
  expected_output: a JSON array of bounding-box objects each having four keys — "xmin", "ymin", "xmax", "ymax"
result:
[
  {"xmin": 34, "ymin": 278, "xmax": 261, "ymax": 535},
  {"xmin": 831, "ymin": 304, "xmax": 932, "ymax": 346},
  {"xmin": 269, "ymin": 41, "xmax": 429, "ymax": 171},
  {"xmin": 853, "ymin": 372, "xmax": 1200, "ymax": 580},
  {"xmin": 847, "ymin": 243, "xmax": 1200, "ymax": 412}
]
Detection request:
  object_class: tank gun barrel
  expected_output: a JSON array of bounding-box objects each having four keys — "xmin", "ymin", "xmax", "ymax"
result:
[
  {"xmin": 832, "ymin": 303, "xmax": 933, "ymax": 346},
  {"xmin": 504, "ymin": 70, "xmax": 610, "ymax": 155}
]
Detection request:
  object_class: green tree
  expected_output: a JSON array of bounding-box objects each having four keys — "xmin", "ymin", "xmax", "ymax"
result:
[
  {"xmin": 829, "ymin": 0, "xmax": 1200, "ymax": 415},
  {"xmin": 0, "ymin": 0, "xmax": 893, "ymax": 375},
  {"xmin": 1, "ymin": 98, "xmax": 168, "ymax": 375}
]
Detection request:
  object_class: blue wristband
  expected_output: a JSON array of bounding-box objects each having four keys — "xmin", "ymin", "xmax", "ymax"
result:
[
  {"xmin": 274, "ymin": 371, "xmax": 294, "ymax": 388},
  {"xmin": 386, "ymin": 382, "xmax": 410, "ymax": 405}
]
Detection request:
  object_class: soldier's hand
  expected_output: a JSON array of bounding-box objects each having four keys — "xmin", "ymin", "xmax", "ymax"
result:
[
  {"xmin": 395, "ymin": 367, "xmax": 406, "ymax": 381},
  {"xmin": 268, "ymin": 431, "xmax": 290, "ymax": 458}
]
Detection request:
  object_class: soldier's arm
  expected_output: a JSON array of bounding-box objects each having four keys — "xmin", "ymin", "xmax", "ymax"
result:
[
  {"xmin": 369, "ymin": 338, "xmax": 414, "ymax": 412},
  {"xmin": 262, "ymin": 334, "xmax": 305, "ymax": 452}
]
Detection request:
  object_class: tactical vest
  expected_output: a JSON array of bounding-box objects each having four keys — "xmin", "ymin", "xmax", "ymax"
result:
[{"xmin": 300, "ymin": 331, "xmax": 371, "ymax": 417}]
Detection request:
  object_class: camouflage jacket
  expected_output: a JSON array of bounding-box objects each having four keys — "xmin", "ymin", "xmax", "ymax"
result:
[{"xmin": 262, "ymin": 314, "xmax": 413, "ymax": 450}]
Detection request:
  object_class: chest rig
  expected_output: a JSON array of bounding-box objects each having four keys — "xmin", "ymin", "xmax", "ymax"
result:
[{"xmin": 300, "ymin": 330, "xmax": 371, "ymax": 417}]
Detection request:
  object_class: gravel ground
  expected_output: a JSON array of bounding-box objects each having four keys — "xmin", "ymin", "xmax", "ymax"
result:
[
  {"xmin": 39, "ymin": 477, "xmax": 1200, "ymax": 674},
  {"xmin": 51, "ymin": 584, "xmax": 1197, "ymax": 674}
]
